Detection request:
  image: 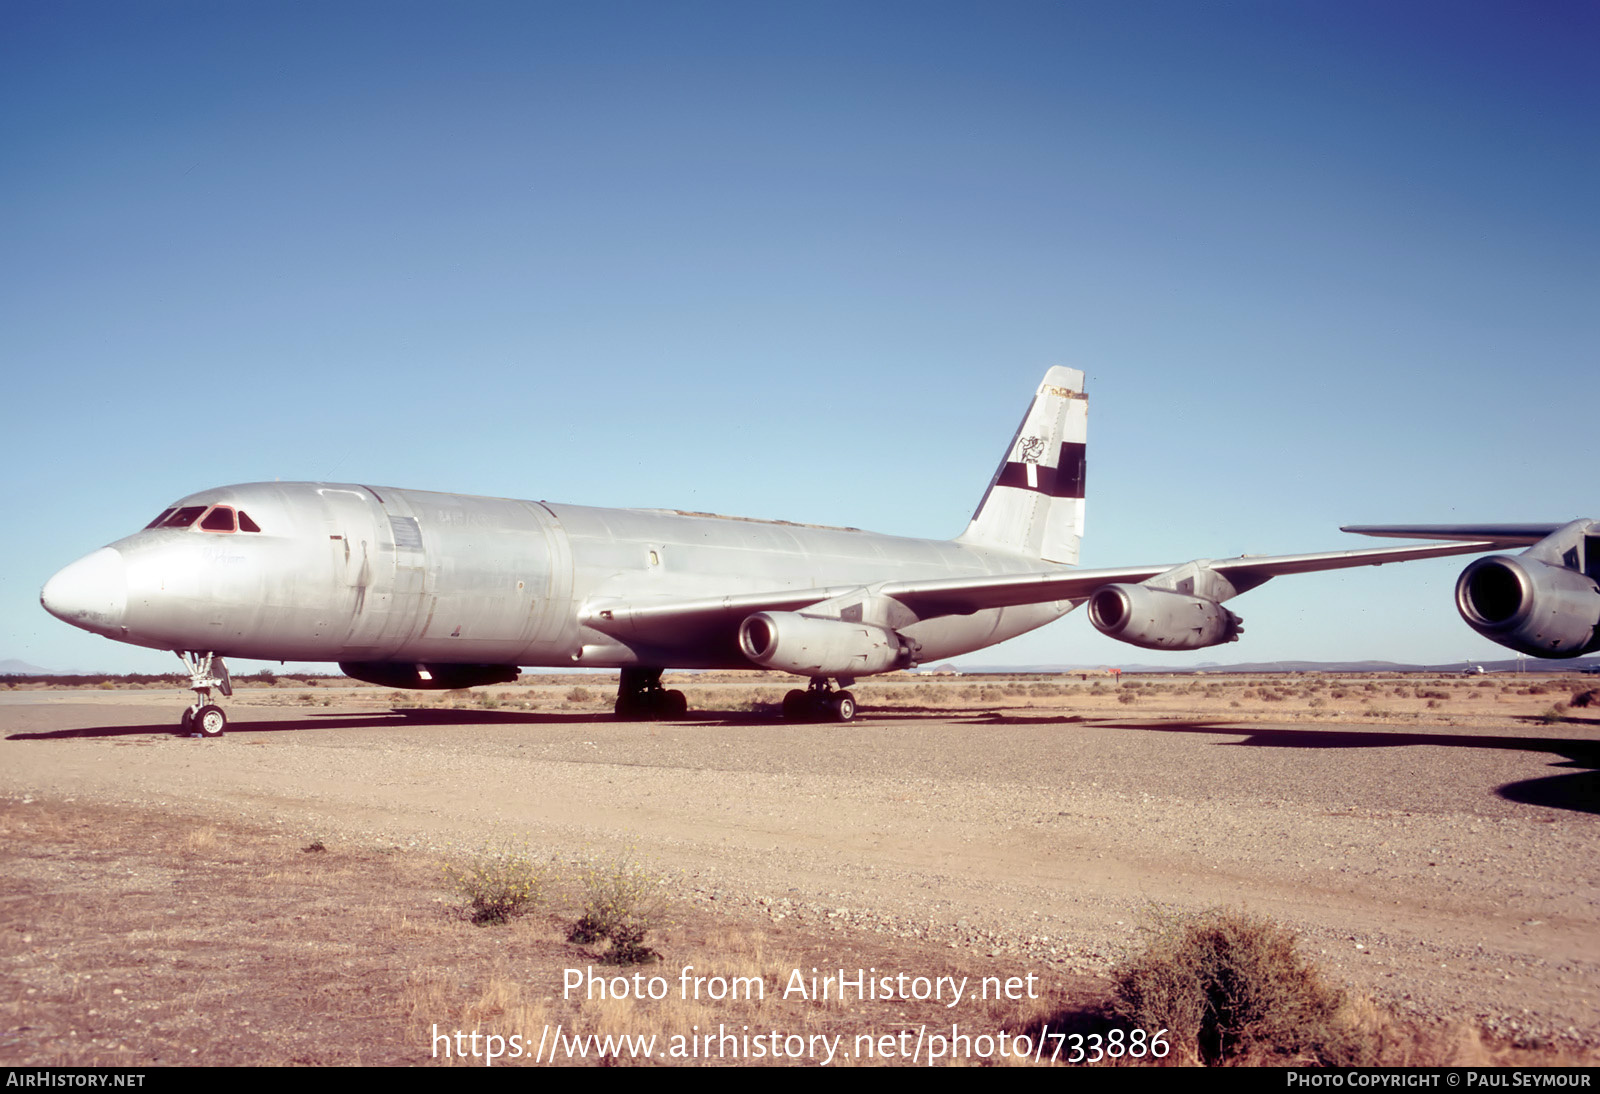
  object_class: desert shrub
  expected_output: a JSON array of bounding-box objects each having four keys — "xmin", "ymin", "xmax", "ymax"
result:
[
  {"xmin": 1569, "ymin": 688, "xmax": 1599, "ymax": 708},
  {"xmin": 565, "ymin": 686, "xmax": 594, "ymax": 703},
  {"xmin": 1111, "ymin": 908, "xmax": 1368, "ymax": 1066},
  {"xmin": 444, "ymin": 839, "xmax": 549, "ymax": 925},
  {"xmin": 569, "ymin": 850, "xmax": 670, "ymax": 964},
  {"xmin": 1117, "ymin": 691, "xmax": 1138, "ymax": 705}
]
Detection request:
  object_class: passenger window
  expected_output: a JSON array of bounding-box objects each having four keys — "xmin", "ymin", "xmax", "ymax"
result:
[
  {"xmin": 238, "ymin": 511, "xmax": 261, "ymax": 533},
  {"xmin": 201, "ymin": 506, "xmax": 236, "ymax": 532}
]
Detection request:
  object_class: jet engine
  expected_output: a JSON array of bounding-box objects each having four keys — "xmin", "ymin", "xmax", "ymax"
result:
[
  {"xmin": 339, "ymin": 661, "xmax": 521, "ymax": 690},
  {"xmin": 1087, "ymin": 584, "xmax": 1243, "ymax": 651},
  {"xmin": 1455, "ymin": 556, "xmax": 1600, "ymax": 658},
  {"xmin": 738, "ymin": 612, "xmax": 913, "ymax": 677}
]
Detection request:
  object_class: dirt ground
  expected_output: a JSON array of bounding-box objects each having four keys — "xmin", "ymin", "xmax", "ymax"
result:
[{"xmin": 2, "ymin": 672, "xmax": 1597, "ymax": 1067}]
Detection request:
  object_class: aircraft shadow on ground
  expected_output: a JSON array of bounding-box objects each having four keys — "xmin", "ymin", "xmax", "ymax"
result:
[
  {"xmin": 14, "ymin": 707, "xmax": 1596, "ymax": 815},
  {"xmin": 1032, "ymin": 717, "xmax": 1600, "ymax": 817},
  {"xmin": 7, "ymin": 705, "xmax": 946, "ymax": 740},
  {"xmin": 5, "ymin": 708, "xmax": 619, "ymax": 741}
]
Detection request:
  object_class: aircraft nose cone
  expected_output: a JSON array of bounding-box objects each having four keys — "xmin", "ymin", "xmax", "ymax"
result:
[{"xmin": 41, "ymin": 547, "xmax": 128, "ymax": 635}]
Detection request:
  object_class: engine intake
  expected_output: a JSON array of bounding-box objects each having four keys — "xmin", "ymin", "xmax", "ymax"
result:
[
  {"xmin": 1087, "ymin": 584, "xmax": 1242, "ymax": 651},
  {"xmin": 738, "ymin": 611, "xmax": 912, "ymax": 677},
  {"xmin": 1455, "ymin": 556, "xmax": 1600, "ymax": 658}
]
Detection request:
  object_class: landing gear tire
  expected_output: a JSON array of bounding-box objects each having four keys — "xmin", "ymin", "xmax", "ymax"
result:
[
  {"xmin": 613, "ymin": 669, "xmax": 691, "ymax": 721},
  {"xmin": 195, "ymin": 704, "xmax": 227, "ymax": 738},
  {"xmin": 660, "ymin": 689, "xmax": 688, "ymax": 720},
  {"xmin": 781, "ymin": 690, "xmax": 808, "ymax": 721},
  {"xmin": 175, "ymin": 651, "xmax": 231, "ymax": 739},
  {"xmin": 830, "ymin": 691, "xmax": 856, "ymax": 723}
]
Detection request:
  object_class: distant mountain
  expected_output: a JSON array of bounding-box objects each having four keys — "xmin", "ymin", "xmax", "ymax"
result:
[{"xmin": 0, "ymin": 659, "xmax": 66, "ymax": 675}]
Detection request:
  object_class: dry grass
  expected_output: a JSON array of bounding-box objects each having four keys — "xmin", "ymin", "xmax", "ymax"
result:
[
  {"xmin": 0, "ymin": 798, "xmax": 1092, "ymax": 1066},
  {"xmin": 5, "ymin": 796, "xmax": 1592, "ymax": 1067},
  {"xmin": 1109, "ymin": 907, "xmax": 1368, "ymax": 1065}
]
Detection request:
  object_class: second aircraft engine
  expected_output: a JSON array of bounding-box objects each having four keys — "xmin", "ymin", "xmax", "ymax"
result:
[
  {"xmin": 1087, "ymin": 584, "xmax": 1243, "ymax": 651},
  {"xmin": 1455, "ymin": 555, "xmax": 1600, "ymax": 658},
  {"xmin": 738, "ymin": 611, "xmax": 913, "ymax": 677}
]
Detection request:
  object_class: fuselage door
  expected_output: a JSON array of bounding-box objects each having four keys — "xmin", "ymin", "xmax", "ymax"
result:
[{"xmin": 317, "ymin": 487, "xmax": 386, "ymax": 649}]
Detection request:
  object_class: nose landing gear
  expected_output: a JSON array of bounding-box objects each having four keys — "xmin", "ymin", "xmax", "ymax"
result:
[{"xmin": 176, "ymin": 651, "xmax": 232, "ymax": 737}]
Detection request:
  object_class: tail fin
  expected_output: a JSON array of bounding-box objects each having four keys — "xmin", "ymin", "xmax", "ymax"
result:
[{"xmin": 957, "ymin": 366, "xmax": 1086, "ymax": 563}]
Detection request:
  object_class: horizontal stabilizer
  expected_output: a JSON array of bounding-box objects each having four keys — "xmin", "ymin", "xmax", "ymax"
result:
[{"xmin": 1342, "ymin": 524, "xmax": 1562, "ymax": 546}]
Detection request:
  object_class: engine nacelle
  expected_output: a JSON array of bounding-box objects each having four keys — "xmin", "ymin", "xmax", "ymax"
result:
[
  {"xmin": 738, "ymin": 612, "xmax": 913, "ymax": 677},
  {"xmin": 1455, "ymin": 556, "xmax": 1600, "ymax": 658},
  {"xmin": 1087, "ymin": 584, "xmax": 1243, "ymax": 651},
  {"xmin": 338, "ymin": 661, "xmax": 521, "ymax": 690}
]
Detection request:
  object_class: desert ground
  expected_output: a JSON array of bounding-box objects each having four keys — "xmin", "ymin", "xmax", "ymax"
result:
[{"xmin": 2, "ymin": 670, "xmax": 1597, "ymax": 1066}]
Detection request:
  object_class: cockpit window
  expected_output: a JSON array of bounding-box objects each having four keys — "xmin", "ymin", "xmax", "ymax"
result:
[
  {"xmin": 201, "ymin": 506, "xmax": 237, "ymax": 532},
  {"xmin": 159, "ymin": 506, "xmax": 208, "ymax": 529},
  {"xmin": 146, "ymin": 504, "xmax": 261, "ymax": 532}
]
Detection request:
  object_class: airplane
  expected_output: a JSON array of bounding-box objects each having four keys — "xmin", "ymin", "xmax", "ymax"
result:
[
  {"xmin": 41, "ymin": 367, "xmax": 1512, "ymax": 738},
  {"xmin": 1343, "ymin": 522, "xmax": 1600, "ymax": 658}
]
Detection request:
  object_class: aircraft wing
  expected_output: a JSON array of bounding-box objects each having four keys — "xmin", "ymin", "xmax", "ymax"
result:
[
  {"xmin": 1342, "ymin": 524, "xmax": 1561, "ymax": 546},
  {"xmin": 582, "ymin": 538, "xmax": 1501, "ymax": 651}
]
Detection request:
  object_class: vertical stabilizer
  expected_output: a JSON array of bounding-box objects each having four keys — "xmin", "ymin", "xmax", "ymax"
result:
[{"xmin": 958, "ymin": 367, "xmax": 1086, "ymax": 563}]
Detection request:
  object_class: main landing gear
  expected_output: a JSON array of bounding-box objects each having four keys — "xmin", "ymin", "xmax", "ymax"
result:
[
  {"xmin": 176, "ymin": 651, "xmax": 232, "ymax": 738},
  {"xmin": 613, "ymin": 667, "xmax": 689, "ymax": 721},
  {"xmin": 781, "ymin": 677, "xmax": 857, "ymax": 723}
]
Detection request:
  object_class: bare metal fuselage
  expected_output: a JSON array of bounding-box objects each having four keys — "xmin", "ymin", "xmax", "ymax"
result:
[{"xmin": 86, "ymin": 482, "xmax": 1070, "ymax": 669}]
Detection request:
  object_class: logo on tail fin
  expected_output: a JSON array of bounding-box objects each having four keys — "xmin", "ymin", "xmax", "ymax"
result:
[
  {"xmin": 993, "ymin": 440, "xmax": 1086, "ymax": 499},
  {"xmin": 959, "ymin": 367, "xmax": 1087, "ymax": 564}
]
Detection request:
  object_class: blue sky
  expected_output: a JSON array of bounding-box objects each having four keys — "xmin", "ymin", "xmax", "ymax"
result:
[{"xmin": 3, "ymin": 1, "xmax": 1595, "ymax": 674}]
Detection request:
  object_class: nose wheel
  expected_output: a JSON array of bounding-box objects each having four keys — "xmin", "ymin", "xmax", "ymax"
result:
[{"xmin": 176, "ymin": 651, "xmax": 232, "ymax": 737}]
